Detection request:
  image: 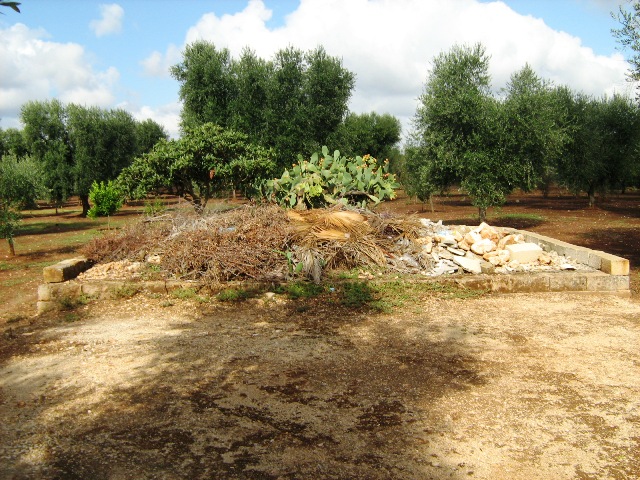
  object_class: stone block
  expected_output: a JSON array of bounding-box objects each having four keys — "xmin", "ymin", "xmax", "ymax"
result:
[
  {"xmin": 480, "ymin": 261, "xmax": 495, "ymax": 274},
  {"xmin": 452, "ymin": 256, "xmax": 482, "ymax": 274},
  {"xmin": 565, "ymin": 246, "xmax": 590, "ymax": 265},
  {"xmin": 505, "ymin": 243, "xmax": 543, "ymax": 264},
  {"xmin": 43, "ymin": 257, "xmax": 91, "ymax": 283},
  {"xmin": 587, "ymin": 252, "xmax": 602, "ymax": 270},
  {"xmin": 47, "ymin": 282, "xmax": 82, "ymax": 299},
  {"xmin": 37, "ymin": 301, "xmax": 56, "ymax": 315},
  {"xmin": 586, "ymin": 272, "xmax": 630, "ymax": 292},
  {"xmin": 38, "ymin": 284, "xmax": 52, "ymax": 301},
  {"xmin": 596, "ymin": 251, "xmax": 630, "ymax": 276},
  {"xmin": 509, "ymin": 274, "xmax": 551, "ymax": 293},
  {"xmin": 549, "ymin": 273, "xmax": 588, "ymax": 292}
]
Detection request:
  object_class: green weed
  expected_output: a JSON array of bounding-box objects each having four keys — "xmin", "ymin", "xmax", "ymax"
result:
[
  {"xmin": 0, "ymin": 262, "xmax": 21, "ymax": 271},
  {"xmin": 172, "ymin": 287, "xmax": 210, "ymax": 303},
  {"xmin": 278, "ymin": 281, "xmax": 324, "ymax": 299},
  {"xmin": 217, "ymin": 287, "xmax": 261, "ymax": 302},
  {"xmin": 111, "ymin": 283, "xmax": 140, "ymax": 299},
  {"xmin": 0, "ymin": 278, "xmax": 29, "ymax": 287},
  {"xmin": 340, "ymin": 281, "xmax": 376, "ymax": 308},
  {"xmin": 57, "ymin": 294, "xmax": 93, "ymax": 311}
]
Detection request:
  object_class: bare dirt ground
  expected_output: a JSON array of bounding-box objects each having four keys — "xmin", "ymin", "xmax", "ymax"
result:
[
  {"xmin": 1, "ymin": 290, "xmax": 639, "ymax": 479},
  {"xmin": 1, "ymin": 190, "xmax": 639, "ymax": 479}
]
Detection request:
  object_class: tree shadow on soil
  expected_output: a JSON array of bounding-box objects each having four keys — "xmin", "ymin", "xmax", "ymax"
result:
[
  {"xmin": 1, "ymin": 295, "xmax": 483, "ymax": 479},
  {"xmin": 15, "ymin": 221, "xmax": 98, "ymax": 237},
  {"xmin": 577, "ymin": 227, "xmax": 640, "ymax": 268}
]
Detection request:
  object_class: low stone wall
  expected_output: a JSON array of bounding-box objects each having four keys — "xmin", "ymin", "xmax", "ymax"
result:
[{"xmin": 35, "ymin": 231, "xmax": 631, "ymax": 314}]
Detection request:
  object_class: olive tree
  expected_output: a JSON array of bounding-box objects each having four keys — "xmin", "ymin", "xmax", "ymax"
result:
[
  {"xmin": 411, "ymin": 43, "xmax": 510, "ymax": 221},
  {"xmin": 171, "ymin": 42, "xmax": 355, "ymax": 169},
  {"xmin": 118, "ymin": 123, "xmax": 276, "ymax": 213},
  {"xmin": 0, "ymin": 155, "xmax": 44, "ymax": 255}
]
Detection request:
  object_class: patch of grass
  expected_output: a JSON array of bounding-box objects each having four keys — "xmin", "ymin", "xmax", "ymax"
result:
[
  {"xmin": 0, "ymin": 262, "xmax": 22, "ymax": 271},
  {"xmin": 340, "ymin": 281, "xmax": 376, "ymax": 308},
  {"xmin": 63, "ymin": 312, "xmax": 82, "ymax": 323},
  {"xmin": 111, "ymin": 283, "xmax": 140, "ymax": 299},
  {"xmin": 0, "ymin": 278, "xmax": 29, "ymax": 287},
  {"xmin": 277, "ymin": 281, "xmax": 325, "ymax": 299},
  {"xmin": 497, "ymin": 212, "xmax": 545, "ymax": 222},
  {"xmin": 172, "ymin": 287, "xmax": 210, "ymax": 303},
  {"xmin": 217, "ymin": 287, "xmax": 262, "ymax": 302},
  {"xmin": 57, "ymin": 294, "xmax": 93, "ymax": 311},
  {"xmin": 339, "ymin": 279, "xmax": 486, "ymax": 313},
  {"xmin": 27, "ymin": 260, "xmax": 58, "ymax": 269}
]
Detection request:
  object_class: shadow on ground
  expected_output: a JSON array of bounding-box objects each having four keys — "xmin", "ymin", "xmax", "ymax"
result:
[{"xmin": 1, "ymin": 296, "xmax": 480, "ymax": 479}]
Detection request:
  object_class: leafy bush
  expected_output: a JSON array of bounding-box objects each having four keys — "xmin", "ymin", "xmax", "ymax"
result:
[
  {"xmin": 263, "ymin": 146, "xmax": 399, "ymax": 209},
  {"xmin": 143, "ymin": 198, "xmax": 166, "ymax": 216},
  {"xmin": 87, "ymin": 180, "xmax": 123, "ymax": 218}
]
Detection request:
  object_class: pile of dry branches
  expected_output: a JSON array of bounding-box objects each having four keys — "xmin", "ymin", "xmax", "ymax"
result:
[{"xmin": 81, "ymin": 204, "xmax": 423, "ymax": 283}]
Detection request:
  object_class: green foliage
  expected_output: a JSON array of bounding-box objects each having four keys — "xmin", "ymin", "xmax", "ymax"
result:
[
  {"xmin": 217, "ymin": 287, "xmax": 261, "ymax": 302},
  {"xmin": 87, "ymin": 180, "xmax": 124, "ymax": 218},
  {"xmin": 556, "ymin": 92, "xmax": 640, "ymax": 204},
  {"xmin": 111, "ymin": 283, "xmax": 140, "ymax": 299},
  {"xmin": 328, "ymin": 112, "xmax": 402, "ymax": 160},
  {"xmin": 0, "ymin": 155, "xmax": 45, "ymax": 255},
  {"xmin": 410, "ymin": 43, "xmax": 496, "ymax": 213},
  {"xmin": 501, "ymin": 64, "xmax": 569, "ymax": 193},
  {"xmin": 20, "ymin": 99, "xmax": 74, "ymax": 209},
  {"xmin": 264, "ymin": 146, "xmax": 399, "ymax": 209},
  {"xmin": 143, "ymin": 198, "xmax": 166, "ymax": 217},
  {"xmin": 135, "ymin": 118, "xmax": 168, "ymax": 155},
  {"xmin": 340, "ymin": 281, "xmax": 375, "ymax": 308},
  {"xmin": 118, "ymin": 123, "xmax": 276, "ymax": 213},
  {"xmin": 172, "ymin": 41, "xmax": 355, "ymax": 169},
  {"xmin": 21, "ymin": 100, "xmax": 161, "ymax": 216},
  {"xmin": 279, "ymin": 281, "xmax": 324, "ymax": 299},
  {"xmin": 0, "ymin": 128, "xmax": 28, "ymax": 158},
  {"xmin": 612, "ymin": 2, "xmax": 640, "ymax": 97}
]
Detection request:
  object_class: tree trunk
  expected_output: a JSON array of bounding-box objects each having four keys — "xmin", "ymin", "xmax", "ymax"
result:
[
  {"xmin": 80, "ymin": 194, "xmax": 90, "ymax": 217},
  {"xmin": 587, "ymin": 185, "xmax": 596, "ymax": 208},
  {"xmin": 478, "ymin": 206, "xmax": 487, "ymax": 223},
  {"xmin": 429, "ymin": 194, "xmax": 435, "ymax": 214},
  {"xmin": 7, "ymin": 237, "xmax": 15, "ymax": 256}
]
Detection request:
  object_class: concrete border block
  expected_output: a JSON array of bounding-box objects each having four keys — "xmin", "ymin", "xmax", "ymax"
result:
[
  {"xmin": 586, "ymin": 273, "xmax": 630, "ymax": 292},
  {"xmin": 549, "ymin": 273, "xmax": 588, "ymax": 292},
  {"xmin": 43, "ymin": 257, "xmax": 91, "ymax": 283},
  {"xmin": 597, "ymin": 251, "xmax": 630, "ymax": 276}
]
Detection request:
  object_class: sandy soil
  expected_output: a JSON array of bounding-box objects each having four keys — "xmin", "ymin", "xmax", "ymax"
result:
[{"xmin": 1, "ymin": 290, "xmax": 639, "ymax": 479}]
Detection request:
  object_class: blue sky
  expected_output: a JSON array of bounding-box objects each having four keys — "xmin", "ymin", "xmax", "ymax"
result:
[{"xmin": 0, "ymin": 0, "xmax": 632, "ymax": 139}]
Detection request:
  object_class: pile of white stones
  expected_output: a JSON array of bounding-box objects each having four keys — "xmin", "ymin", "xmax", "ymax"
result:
[{"xmin": 387, "ymin": 219, "xmax": 592, "ymax": 276}]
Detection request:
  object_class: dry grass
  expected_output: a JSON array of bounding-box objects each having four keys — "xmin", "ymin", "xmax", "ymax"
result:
[{"xmin": 81, "ymin": 204, "xmax": 425, "ymax": 283}]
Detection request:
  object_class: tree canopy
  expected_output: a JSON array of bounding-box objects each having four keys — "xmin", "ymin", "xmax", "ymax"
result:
[
  {"xmin": 20, "ymin": 100, "xmax": 166, "ymax": 215},
  {"xmin": 171, "ymin": 41, "xmax": 355, "ymax": 169},
  {"xmin": 118, "ymin": 123, "xmax": 276, "ymax": 213}
]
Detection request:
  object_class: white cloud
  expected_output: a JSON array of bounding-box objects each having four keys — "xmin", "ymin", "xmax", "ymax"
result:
[
  {"xmin": 141, "ymin": 44, "xmax": 182, "ymax": 77},
  {"xmin": 124, "ymin": 102, "xmax": 182, "ymax": 139},
  {"xmin": 0, "ymin": 23, "xmax": 118, "ymax": 127},
  {"xmin": 171, "ymin": 0, "xmax": 630, "ymax": 138},
  {"xmin": 90, "ymin": 3, "xmax": 124, "ymax": 37}
]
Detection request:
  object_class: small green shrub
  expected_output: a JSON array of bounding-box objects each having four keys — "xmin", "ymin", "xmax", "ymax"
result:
[
  {"xmin": 143, "ymin": 198, "xmax": 166, "ymax": 216},
  {"xmin": 57, "ymin": 294, "xmax": 93, "ymax": 311},
  {"xmin": 87, "ymin": 180, "xmax": 124, "ymax": 219}
]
